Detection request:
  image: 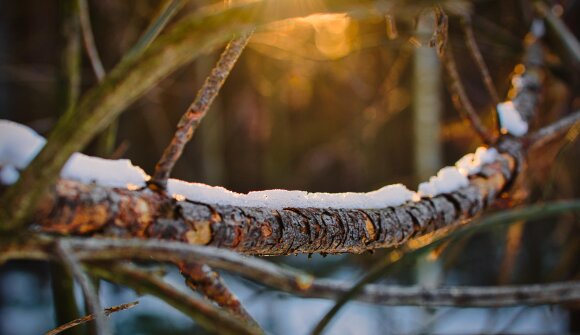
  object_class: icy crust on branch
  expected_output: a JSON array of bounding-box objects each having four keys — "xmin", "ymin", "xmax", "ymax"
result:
[
  {"xmin": 418, "ymin": 147, "xmax": 498, "ymax": 197},
  {"xmin": 497, "ymin": 101, "xmax": 528, "ymax": 136},
  {"xmin": 0, "ymin": 120, "xmax": 500, "ymax": 208},
  {"xmin": 168, "ymin": 179, "xmax": 418, "ymax": 209}
]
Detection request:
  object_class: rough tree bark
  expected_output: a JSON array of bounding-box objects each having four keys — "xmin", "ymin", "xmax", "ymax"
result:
[{"xmin": 35, "ymin": 153, "xmax": 513, "ymax": 255}]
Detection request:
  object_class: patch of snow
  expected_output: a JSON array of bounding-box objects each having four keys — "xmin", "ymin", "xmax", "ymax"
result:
[
  {"xmin": 0, "ymin": 119, "xmax": 503, "ymax": 208},
  {"xmin": 168, "ymin": 179, "xmax": 417, "ymax": 209},
  {"xmin": 455, "ymin": 147, "xmax": 498, "ymax": 176},
  {"xmin": 0, "ymin": 165, "xmax": 19, "ymax": 185},
  {"xmin": 497, "ymin": 101, "xmax": 528, "ymax": 136},
  {"xmin": 418, "ymin": 166, "xmax": 469, "ymax": 197},
  {"xmin": 60, "ymin": 153, "xmax": 149, "ymax": 188},
  {"xmin": 0, "ymin": 120, "xmax": 46, "ymax": 186}
]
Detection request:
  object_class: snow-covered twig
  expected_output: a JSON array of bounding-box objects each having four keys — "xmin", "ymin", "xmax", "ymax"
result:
[{"xmin": 150, "ymin": 33, "xmax": 252, "ymax": 190}]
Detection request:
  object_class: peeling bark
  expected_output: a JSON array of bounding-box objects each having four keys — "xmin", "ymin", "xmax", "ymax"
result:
[{"xmin": 35, "ymin": 154, "xmax": 515, "ymax": 256}]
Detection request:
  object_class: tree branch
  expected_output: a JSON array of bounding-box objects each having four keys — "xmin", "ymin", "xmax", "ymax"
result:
[
  {"xmin": 150, "ymin": 33, "xmax": 252, "ymax": 190},
  {"xmin": 178, "ymin": 261, "xmax": 259, "ymax": 326},
  {"xmin": 35, "ymin": 152, "xmax": 514, "ymax": 255},
  {"xmin": 527, "ymin": 110, "xmax": 580, "ymax": 149},
  {"xmin": 3, "ymin": 236, "xmax": 580, "ymax": 308}
]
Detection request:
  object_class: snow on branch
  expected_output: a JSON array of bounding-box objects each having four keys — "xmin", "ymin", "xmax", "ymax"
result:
[{"xmin": 1, "ymin": 119, "xmax": 515, "ymax": 255}]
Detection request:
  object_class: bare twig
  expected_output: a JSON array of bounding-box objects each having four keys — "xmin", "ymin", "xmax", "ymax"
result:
[
  {"xmin": 67, "ymin": 238, "xmax": 314, "ymax": 292},
  {"xmin": 45, "ymin": 301, "xmax": 138, "ymax": 335},
  {"xmin": 460, "ymin": 15, "xmax": 500, "ymax": 107},
  {"xmin": 150, "ymin": 32, "xmax": 252, "ymax": 190},
  {"xmin": 440, "ymin": 40, "xmax": 496, "ymax": 144},
  {"xmin": 527, "ymin": 110, "xmax": 580, "ymax": 149},
  {"xmin": 179, "ymin": 261, "xmax": 259, "ymax": 326},
  {"xmin": 56, "ymin": 241, "xmax": 110, "ymax": 335},
  {"xmin": 90, "ymin": 263, "xmax": 263, "ymax": 335},
  {"xmin": 303, "ymin": 280, "xmax": 580, "ymax": 307},
  {"xmin": 3, "ymin": 235, "xmax": 580, "ymax": 309},
  {"xmin": 78, "ymin": 0, "xmax": 105, "ymax": 81}
]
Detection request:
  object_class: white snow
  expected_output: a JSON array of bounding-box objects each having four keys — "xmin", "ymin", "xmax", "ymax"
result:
[
  {"xmin": 60, "ymin": 153, "xmax": 149, "ymax": 188},
  {"xmin": 168, "ymin": 179, "xmax": 417, "ymax": 209},
  {"xmin": 497, "ymin": 101, "xmax": 528, "ymax": 136},
  {"xmin": 455, "ymin": 146, "xmax": 498, "ymax": 176},
  {"xmin": 0, "ymin": 120, "xmax": 46, "ymax": 169},
  {"xmin": 531, "ymin": 19, "xmax": 545, "ymax": 38},
  {"xmin": 418, "ymin": 166, "xmax": 469, "ymax": 197},
  {"xmin": 0, "ymin": 119, "xmax": 503, "ymax": 208},
  {"xmin": 0, "ymin": 165, "xmax": 19, "ymax": 185}
]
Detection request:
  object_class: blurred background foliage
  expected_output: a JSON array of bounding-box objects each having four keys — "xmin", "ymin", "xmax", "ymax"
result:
[{"xmin": 0, "ymin": 0, "xmax": 579, "ymax": 334}]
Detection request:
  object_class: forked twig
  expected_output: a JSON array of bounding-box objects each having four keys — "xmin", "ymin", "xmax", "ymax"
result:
[
  {"xmin": 150, "ymin": 32, "xmax": 252, "ymax": 190},
  {"xmin": 45, "ymin": 301, "xmax": 138, "ymax": 335}
]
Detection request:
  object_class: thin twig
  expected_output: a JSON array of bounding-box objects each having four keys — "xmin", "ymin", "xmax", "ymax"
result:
[
  {"xmin": 89, "ymin": 263, "xmax": 263, "ymax": 335},
  {"xmin": 303, "ymin": 280, "xmax": 580, "ymax": 307},
  {"xmin": 56, "ymin": 241, "xmax": 110, "ymax": 335},
  {"xmin": 527, "ymin": 110, "xmax": 580, "ymax": 149},
  {"xmin": 440, "ymin": 40, "xmax": 496, "ymax": 144},
  {"xmin": 45, "ymin": 301, "xmax": 138, "ymax": 335},
  {"xmin": 460, "ymin": 15, "xmax": 500, "ymax": 107},
  {"xmin": 150, "ymin": 32, "xmax": 252, "ymax": 190},
  {"xmin": 78, "ymin": 0, "xmax": 105, "ymax": 81},
  {"xmin": 179, "ymin": 261, "xmax": 259, "ymax": 326},
  {"xmin": 67, "ymin": 238, "xmax": 314, "ymax": 292}
]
